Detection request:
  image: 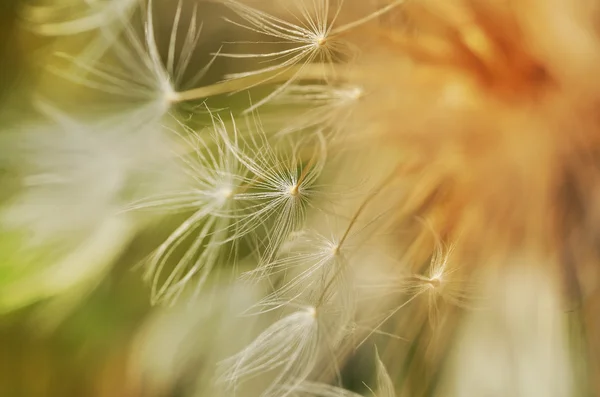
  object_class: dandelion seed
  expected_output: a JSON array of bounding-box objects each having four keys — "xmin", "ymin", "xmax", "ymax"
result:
[
  {"xmin": 218, "ymin": 0, "xmax": 409, "ymax": 111},
  {"xmin": 244, "ymin": 227, "xmax": 352, "ymax": 316},
  {"xmin": 219, "ymin": 114, "xmax": 329, "ymax": 263},
  {"xmin": 360, "ymin": 235, "xmax": 472, "ymax": 345},
  {"xmin": 271, "ymin": 83, "xmax": 364, "ymax": 139},
  {"xmin": 124, "ymin": 115, "xmax": 246, "ymax": 304},
  {"xmin": 407, "ymin": 239, "xmax": 474, "ymax": 327},
  {"xmin": 44, "ymin": 0, "xmax": 346, "ymax": 120},
  {"xmin": 125, "ymin": 107, "xmax": 330, "ymax": 304},
  {"xmin": 219, "ymin": 304, "xmax": 322, "ymax": 397},
  {"xmin": 220, "ymin": 276, "xmax": 357, "ymax": 396},
  {"xmin": 222, "ymin": 216, "xmax": 375, "ymax": 396},
  {"xmin": 219, "ymin": 0, "xmax": 349, "ymax": 111},
  {"xmin": 245, "ymin": 171, "xmax": 403, "ymax": 367},
  {"xmin": 50, "ymin": 0, "xmax": 216, "ymax": 117}
]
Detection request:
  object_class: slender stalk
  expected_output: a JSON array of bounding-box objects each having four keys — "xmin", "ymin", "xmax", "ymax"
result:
[
  {"xmin": 331, "ymin": 0, "xmax": 407, "ymax": 36},
  {"xmin": 169, "ymin": 64, "xmax": 336, "ymax": 103},
  {"xmin": 316, "ymin": 163, "xmax": 403, "ymax": 307},
  {"xmin": 338, "ymin": 163, "xmax": 403, "ymax": 248}
]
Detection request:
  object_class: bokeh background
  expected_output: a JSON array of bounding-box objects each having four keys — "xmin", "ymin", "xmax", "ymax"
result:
[{"xmin": 0, "ymin": 2, "xmax": 238, "ymax": 396}]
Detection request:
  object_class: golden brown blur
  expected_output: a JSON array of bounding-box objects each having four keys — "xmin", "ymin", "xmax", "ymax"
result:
[{"xmin": 0, "ymin": 1, "xmax": 597, "ymax": 397}]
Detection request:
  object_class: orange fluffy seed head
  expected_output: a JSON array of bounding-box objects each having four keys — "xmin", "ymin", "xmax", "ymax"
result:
[
  {"xmin": 341, "ymin": 2, "xmax": 600, "ymax": 384},
  {"xmin": 345, "ymin": 0, "xmax": 600, "ymax": 285}
]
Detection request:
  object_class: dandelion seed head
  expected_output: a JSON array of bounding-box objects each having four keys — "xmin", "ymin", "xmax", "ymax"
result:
[
  {"xmin": 346, "ymin": 86, "xmax": 363, "ymax": 101},
  {"xmin": 289, "ymin": 183, "xmax": 300, "ymax": 197},
  {"xmin": 218, "ymin": 304, "xmax": 324, "ymax": 397},
  {"xmin": 219, "ymin": 116, "xmax": 328, "ymax": 262},
  {"xmin": 211, "ymin": 185, "xmax": 235, "ymax": 205},
  {"xmin": 219, "ymin": 0, "xmax": 352, "ymax": 110},
  {"xmin": 425, "ymin": 273, "xmax": 443, "ymax": 290},
  {"xmin": 315, "ymin": 34, "xmax": 328, "ymax": 48},
  {"xmin": 330, "ymin": 243, "xmax": 341, "ymax": 257},
  {"xmin": 163, "ymin": 84, "xmax": 179, "ymax": 104},
  {"xmin": 48, "ymin": 0, "xmax": 218, "ymax": 122}
]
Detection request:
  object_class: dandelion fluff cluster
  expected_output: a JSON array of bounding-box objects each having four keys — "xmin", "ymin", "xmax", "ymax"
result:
[{"xmin": 4, "ymin": 0, "xmax": 600, "ymax": 395}]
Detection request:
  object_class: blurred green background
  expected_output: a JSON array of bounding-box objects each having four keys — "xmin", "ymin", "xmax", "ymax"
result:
[{"xmin": 0, "ymin": 2, "xmax": 217, "ymax": 396}]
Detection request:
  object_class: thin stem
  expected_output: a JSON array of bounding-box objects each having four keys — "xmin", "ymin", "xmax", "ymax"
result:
[
  {"xmin": 234, "ymin": 150, "xmax": 318, "ymax": 195},
  {"xmin": 338, "ymin": 163, "xmax": 402, "ymax": 248},
  {"xmin": 355, "ymin": 291, "xmax": 423, "ymax": 349},
  {"xmin": 331, "ymin": 0, "xmax": 407, "ymax": 36},
  {"xmin": 169, "ymin": 63, "xmax": 336, "ymax": 103},
  {"xmin": 316, "ymin": 163, "xmax": 403, "ymax": 307}
]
